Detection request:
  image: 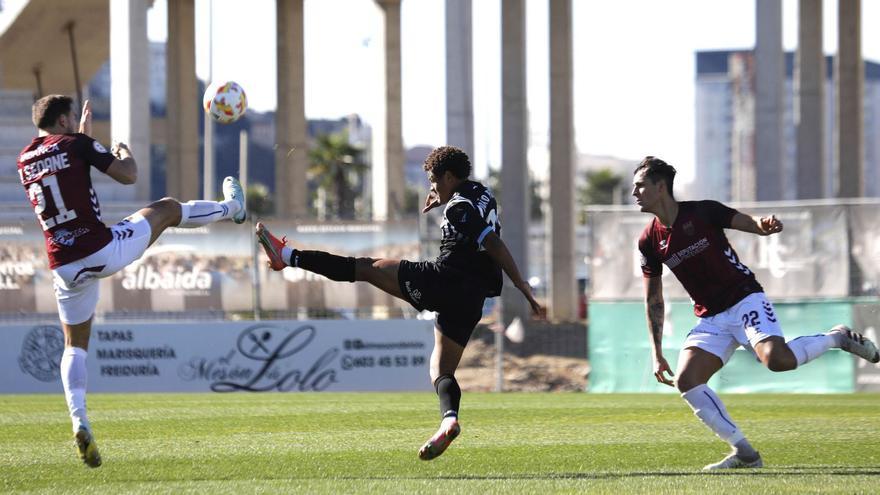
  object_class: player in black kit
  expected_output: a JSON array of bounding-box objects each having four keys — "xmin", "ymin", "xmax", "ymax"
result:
[{"xmin": 256, "ymin": 145, "xmax": 543, "ymax": 460}]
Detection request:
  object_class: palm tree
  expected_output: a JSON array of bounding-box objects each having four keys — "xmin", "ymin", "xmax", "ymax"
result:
[
  {"xmin": 308, "ymin": 131, "xmax": 367, "ymax": 219},
  {"xmin": 485, "ymin": 167, "xmax": 544, "ymax": 220},
  {"xmin": 579, "ymin": 168, "xmax": 624, "ymax": 206}
]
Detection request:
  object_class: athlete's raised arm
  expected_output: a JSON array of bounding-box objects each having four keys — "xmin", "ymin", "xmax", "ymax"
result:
[
  {"xmin": 78, "ymin": 100, "xmax": 93, "ymax": 136},
  {"xmin": 481, "ymin": 232, "xmax": 544, "ymax": 317},
  {"xmin": 730, "ymin": 212, "xmax": 783, "ymax": 236},
  {"xmin": 103, "ymin": 142, "xmax": 138, "ymax": 185},
  {"xmin": 644, "ymin": 275, "xmax": 674, "ymax": 386}
]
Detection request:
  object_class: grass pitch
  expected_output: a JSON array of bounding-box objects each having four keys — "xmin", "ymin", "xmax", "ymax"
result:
[{"xmin": 1, "ymin": 392, "xmax": 878, "ymax": 494}]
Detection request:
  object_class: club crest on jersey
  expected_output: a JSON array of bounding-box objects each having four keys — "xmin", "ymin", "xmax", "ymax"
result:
[
  {"xmin": 50, "ymin": 227, "xmax": 89, "ymax": 247},
  {"xmin": 683, "ymin": 221, "xmax": 695, "ymax": 236},
  {"xmin": 659, "ymin": 239, "xmax": 668, "ymax": 250},
  {"xmin": 93, "ymin": 141, "xmax": 108, "ymax": 154}
]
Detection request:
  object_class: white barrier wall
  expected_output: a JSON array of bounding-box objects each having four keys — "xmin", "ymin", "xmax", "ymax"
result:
[{"xmin": 4, "ymin": 320, "xmax": 435, "ymax": 393}]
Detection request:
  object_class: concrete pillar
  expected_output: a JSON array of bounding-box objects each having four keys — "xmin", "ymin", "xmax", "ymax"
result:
[
  {"xmin": 166, "ymin": 0, "xmax": 198, "ymax": 201},
  {"xmin": 548, "ymin": 0, "xmax": 575, "ymax": 321},
  {"xmin": 795, "ymin": 0, "xmax": 825, "ymax": 199},
  {"xmin": 729, "ymin": 52, "xmax": 757, "ymax": 202},
  {"xmin": 500, "ymin": 0, "xmax": 529, "ymax": 325},
  {"xmin": 372, "ymin": 0, "xmax": 405, "ymax": 220},
  {"xmin": 754, "ymin": 0, "xmax": 783, "ymax": 201},
  {"xmin": 835, "ymin": 0, "xmax": 863, "ymax": 198},
  {"xmin": 110, "ymin": 0, "xmax": 151, "ymax": 201},
  {"xmin": 445, "ymin": 0, "xmax": 474, "ymax": 159},
  {"xmin": 276, "ymin": 0, "xmax": 308, "ymax": 218}
]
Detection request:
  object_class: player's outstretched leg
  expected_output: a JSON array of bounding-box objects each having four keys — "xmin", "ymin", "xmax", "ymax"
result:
[
  {"xmin": 74, "ymin": 426, "xmax": 102, "ymax": 468},
  {"xmin": 175, "ymin": 176, "xmax": 246, "ymax": 228},
  {"xmin": 255, "ymin": 222, "xmax": 357, "ymax": 282},
  {"xmin": 832, "ymin": 325, "xmax": 880, "ymax": 363}
]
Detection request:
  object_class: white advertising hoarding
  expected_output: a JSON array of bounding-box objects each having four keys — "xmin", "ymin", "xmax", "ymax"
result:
[{"xmin": 3, "ymin": 320, "xmax": 435, "ymax": 393}]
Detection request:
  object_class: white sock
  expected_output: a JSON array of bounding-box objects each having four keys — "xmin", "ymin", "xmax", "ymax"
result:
[
  {"xmin": 681, "ymin": 384, "xmax": 745, "ymax": 446},
  {"xmin": 178, "ymin": 200, "xmax": 241, "ymax": 228},
  {"xmin": 281, "ymin": 246, "xmax": 294, "ymax": 266},
  {"xmin": 787, "ymin": 334, "xmax": 837, "ymax": 366},
  {"xmin": 60, "ymin": 347, "xmax": 90, "ymax": 434}
]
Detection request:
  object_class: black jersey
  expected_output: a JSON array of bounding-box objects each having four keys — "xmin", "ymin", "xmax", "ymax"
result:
[{"xmin": 435, "ymin": 180, "xmax": 502, "ymax": 296}]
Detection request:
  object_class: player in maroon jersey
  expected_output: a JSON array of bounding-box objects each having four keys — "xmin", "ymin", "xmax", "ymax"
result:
[
  {"xmin": 18, "ymin": 95, "xmax": 248, "ymax": 468},
  {"xmin": 632, "ymin": 156, "xmax": 879, "ymax": 471}
]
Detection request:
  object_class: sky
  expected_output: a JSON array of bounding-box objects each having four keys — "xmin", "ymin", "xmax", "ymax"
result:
[{"xmin": 146, "ymin": 0, "xmax": 880, "ymax": 185}]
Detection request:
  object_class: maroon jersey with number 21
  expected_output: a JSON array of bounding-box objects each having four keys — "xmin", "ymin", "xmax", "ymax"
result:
[
  {"xmin": 638, "ymin": 200, "xmax": 763, "ymax": 317},
  {"xmin": 18, "ymin": 133, "xmax": 116, "ymax": 269}
]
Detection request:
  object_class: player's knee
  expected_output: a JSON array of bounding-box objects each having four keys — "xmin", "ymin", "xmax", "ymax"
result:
[
  {"xmin": 761, "ymin": 344, "xmax": 797, "ymax": 372},
  {"xmin": 674, "ymin": 375, "xmax": 703, "ymax": 394},
  {"xmin": 767, "ymin": 352, "xmax": 797, "ymax": 372},
  {"xmin": 674, "ymin": 378, "xmax": 692, "ymax": 394},
  {"xmin": 148, "ymin": 197, "xmax": 181, "ymax": 214}
]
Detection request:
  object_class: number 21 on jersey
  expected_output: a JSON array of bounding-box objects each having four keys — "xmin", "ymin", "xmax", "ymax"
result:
[{"xmin": 27, "ymin": 174, "xmax": 77, "ymax": 230}]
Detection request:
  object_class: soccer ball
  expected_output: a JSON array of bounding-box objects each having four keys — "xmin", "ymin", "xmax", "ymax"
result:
[{"xmin": 203, "ymin": 81, "xmax": 247, "ymax": 124}]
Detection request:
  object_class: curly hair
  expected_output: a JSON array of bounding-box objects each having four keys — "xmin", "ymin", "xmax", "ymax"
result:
[
  {"xmin": 634, "ymin": 155, "xmax": 676, "ymax": 198},
  {"xmin": 423, "ymin": 145, "xmax": 471, "ymax": 179},
  {"xmin": 32, "ymin": 95, "xmax": 74, "ymax": 130}
]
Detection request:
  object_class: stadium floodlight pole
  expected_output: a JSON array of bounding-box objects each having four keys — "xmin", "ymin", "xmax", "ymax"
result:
[{"xmin": 203, "ymin": 0, "xmax": 215, "ymax": 200}]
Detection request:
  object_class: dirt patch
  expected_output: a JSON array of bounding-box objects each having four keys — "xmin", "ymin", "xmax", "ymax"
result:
[{"xmin": 456, "ymin": 338, "xmax": 589, "ymax": 392}]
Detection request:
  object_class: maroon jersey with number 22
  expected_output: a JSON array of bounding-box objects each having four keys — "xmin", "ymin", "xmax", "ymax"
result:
[
  {"xmin": 638, "ymin": 200, "xmax": 763, "ymax": 317},
  {"xmin": 17, "ymin": 133, "xmax": 116, "ymax": 269}
]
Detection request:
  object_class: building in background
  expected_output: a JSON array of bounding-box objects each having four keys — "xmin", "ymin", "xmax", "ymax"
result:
[{"xmin": 695, "ymin": 50, "xmax": 880, "ymax": 201}]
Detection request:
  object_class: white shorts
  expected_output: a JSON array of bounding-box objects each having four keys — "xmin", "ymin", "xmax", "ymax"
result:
[
  {"xmin": 52, "ymin": 213, "xmax": 152, "ymax": 324},
  {"xmin": 682, "ymin": 292, "xmax": 784, "ymax": 364}
]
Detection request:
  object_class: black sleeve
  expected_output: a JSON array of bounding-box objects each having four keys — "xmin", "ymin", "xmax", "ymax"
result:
[{"xmin": 76, "ymin": 134, "xmax": 115, "ymax": 173}]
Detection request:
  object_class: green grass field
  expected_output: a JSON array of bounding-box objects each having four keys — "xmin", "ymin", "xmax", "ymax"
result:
[{"xmin": 1, "ymin": 392, "xmax": 878, "ymax": 494}]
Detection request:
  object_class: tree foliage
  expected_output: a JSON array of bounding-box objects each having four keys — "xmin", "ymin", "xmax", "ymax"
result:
[
  {"xmin": 308, "ymin": 131, "xmax": 367, "ymax": 219},
  {"xmin": 579, "ymin": 168, "xmax": 625, "ymax": 206},
  {"xmin": 485, "ymin": 167, "xmax": 544, "ymax": 220}
]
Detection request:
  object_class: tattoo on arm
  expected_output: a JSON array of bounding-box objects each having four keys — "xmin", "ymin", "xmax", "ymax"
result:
[{"xmin": 648, "ymin": 301, "xmax": 664, "ymax": 346}]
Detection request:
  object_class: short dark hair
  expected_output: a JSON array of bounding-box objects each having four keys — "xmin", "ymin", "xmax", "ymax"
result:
[
  {"xmin": 32, "ymin": 95, "xmax": 74, "ymax": 130},
  {"xmin": 423, "ymin": 145, "xmax": 471, "ymax": 179},
  {"xmin": 634, "ymin": 156, "xmax": 676, "ymax": 197}
]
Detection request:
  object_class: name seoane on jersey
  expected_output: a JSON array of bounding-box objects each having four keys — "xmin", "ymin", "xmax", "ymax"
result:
[{"xmin": 19, "ymin": 150, "xmax": 70, "ymax": 183}]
